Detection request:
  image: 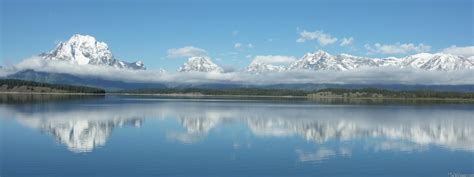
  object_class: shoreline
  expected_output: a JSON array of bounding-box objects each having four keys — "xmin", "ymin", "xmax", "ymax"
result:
[
  {"xmin": 1, "ymin": 91, "xmax": 474, "ymax": 102},
  {"xmin": 0, "ymin": 92, "xmax": 106, "ymax": 96}
]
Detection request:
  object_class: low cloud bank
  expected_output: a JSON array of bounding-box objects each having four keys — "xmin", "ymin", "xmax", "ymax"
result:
[
  {"xmin": 1, "ymin": 56, "xmax": 473, "ymax": 85},
  {"xmin": 441, "ymin": 45, "xmax": 474, "ymax": 57}
]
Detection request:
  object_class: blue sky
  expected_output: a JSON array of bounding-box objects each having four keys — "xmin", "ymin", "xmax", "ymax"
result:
[{"xmin": 1, "ymin": 0, "xmax": 473, "ymax": 70}]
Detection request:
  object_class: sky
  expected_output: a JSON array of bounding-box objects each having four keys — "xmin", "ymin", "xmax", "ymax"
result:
[{"xmin": 1, "ymin": 0, "xmax": 473, "ymax": 70}]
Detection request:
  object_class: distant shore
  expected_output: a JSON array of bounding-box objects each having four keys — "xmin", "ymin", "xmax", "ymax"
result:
[
  {"xmin": 2, "ymin": 91, "xmax": 474, "ymax": 102},
  {"xmin": 0, "ymin": 92, "xmax": 106, "ymax": 96},
  {"xmin": 2, "ymin": 79, "xmax": 474, "ymax": 102}
]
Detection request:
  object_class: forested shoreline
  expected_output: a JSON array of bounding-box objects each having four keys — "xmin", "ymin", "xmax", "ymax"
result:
[
  {"xmin": 0, "ymin": 79, "xmax": 105, "ymax": 94},
  {"xmin": 1, "ymin": 79, "xmax": 473, "ymax": 100},
  {"xmin": 116, "ymin": 87, "xmax": 474, "ymax": 99}
]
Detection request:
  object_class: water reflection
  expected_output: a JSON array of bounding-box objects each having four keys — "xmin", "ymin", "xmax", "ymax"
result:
[
  {"xmin": 13, "ymin": 112, "xmax": 143, "ymax": 153},
  {"xmin": 1, "ymin": 97, "xmax": 473, "ymax": 158},
  {"xmin": 38, "ymin": 118, "xmax": 142, "ymax": 152},
  {"xmin": 167, "ymin": 116, "xmax": 222, "ymax": 144}
]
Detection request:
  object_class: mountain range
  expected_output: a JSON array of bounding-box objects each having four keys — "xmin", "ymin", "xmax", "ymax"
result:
[
  {"xmin": 13, "ymin": 34, "xmax": 474, "ymax": 73},
  {"xmin": 1, "ymin": 34, "xmax": 473, "ymax": 91},
  {"xmin": 248, "ymin": 50, "xmax": 474, "ymax": 73}
]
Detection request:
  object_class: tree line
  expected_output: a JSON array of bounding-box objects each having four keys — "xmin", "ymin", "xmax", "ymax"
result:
[
  {"xmin": 0, "ymin": 79, "xmax": 105, "ymax": 94},
  {"xmin": 116, "ymin": 87, "xmax": 474, "ymax": 99},
  {"xmin": 115, "ymin": 88, "xmax": 309, "ymax": 96},
  {"xmin": 313, "ymin": 88, "xmax": 474, "ymax": 99},
  {"xmin": 1, "ymin": 79, "xmax": 473, "ymax": 99}
]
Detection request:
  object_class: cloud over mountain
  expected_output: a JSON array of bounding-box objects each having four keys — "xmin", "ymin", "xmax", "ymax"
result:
[
  {"xmin": 365, "ymin": 43, "xmax": 431, "ymax": 55},
  {"xmin": 297, "ymin": 30, "xmax": 338, "ymax": 46},
  {"xmin": 340, "ymin": 37, "xmax": 354, "ymax": 47},
  {"xmin": 5, "ymin": 56, "xmax": 474, "ymax": 85},
  {"xmin": 2, "ymin": 34, "xmax": 473, "ymax": 86},
  {"xmin": 251, "ymin": 55, "xmax": 296, "ymax": 65},
  {"xmin": 167, "ymin": 46, "xmax": 208, "ymax": 58},
  {"xmin": 441, "ymin": 45, "xmax": 474, "ymax": 57}
]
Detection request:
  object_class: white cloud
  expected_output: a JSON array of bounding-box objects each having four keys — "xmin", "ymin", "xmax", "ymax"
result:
[
  {"xmin": 441, "ymin": 45, "xmax": 474, "ymax": 57},
  {"xmin": 340, "ymin": 37, "xmax": 354, "ymax": 47},
  {"xmin": 365, "ymin": 43, "xmax": 431, "ymax": 55},
  {"xmin": 251, "ymin": 55, "xmax": 296, "ymax": 65},
  {"xmin": 167, "ymin": 46, "xmax": 208, "ymax": 58},
  {"xmin": 4, "ymin": 56, "xmax": 474, "ymax": 85},
  {"xmin": 232, "ymin": 30, "xmax": 239, "ymax": 36},
  {"xmin": 218, "ymin": 52, "xmax": 238, "ymax": 57},
  {"xmin": 234, "ymin": 43, "xmax": 253, "ymax": 50},
  {"xmin": 297, "ymin": 30, "xmax": 338, "ymax": 46},
  {"xmin": 234, "ymin": 43, "xmax": 242, "ymax": 49}
]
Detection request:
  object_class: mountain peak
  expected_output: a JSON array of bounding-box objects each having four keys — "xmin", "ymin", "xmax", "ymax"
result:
[
  {"xmin": 314, "ymin": 49, "xmax": 330, "ymax": 55},
  {"xmin": 178, "ymin": 56, "xmax": 223, "ymax": 73},
  {"xmin": 69, "ymin": 34, "xmax": 98, "ymax": 43},
  {"xmin": 409, "ymin": 53, "xmax": 433, "ymax": 59},
  {"xmin": 64, "ymin": 34, "xmax": 106, "ymax": 52},
  {"xmin": 41, "ymin": 34, "xmax": 145, "ymax": 70}
]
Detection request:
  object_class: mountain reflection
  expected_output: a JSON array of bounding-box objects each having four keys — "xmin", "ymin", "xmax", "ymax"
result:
[
  {"xmin": 41, "ymin": 118, "xmax": 142, "ymax": 152},
  {"xmin": 2, "ymin": 98, "xmax": 473, "ymax": 155},
  {"xmin": 15, "ymin": 114, "xmax": 143, "ymax": 153},
  {"xmin": 167, "ymin": 116, "xmax": 222, "ymax": 144}
]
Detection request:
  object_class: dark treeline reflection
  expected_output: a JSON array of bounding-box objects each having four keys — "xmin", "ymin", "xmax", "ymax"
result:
[
  {"xmin": 307, "ymin": 97, "xmax": 474, "ymax": 105},
  {"xmin": 1, "ymin": 93, "xmax": 472, "ymax": 106},
  {"xmin": 0, "ymin": 93, "xmax": 104, "ymax": 104},
  {"xmin": 1, "ymin": 96, "xmax": 472, "ymax": 154}
]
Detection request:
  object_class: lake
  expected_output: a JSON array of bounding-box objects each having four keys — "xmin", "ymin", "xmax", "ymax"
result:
[{"xmin": 1, "ymin": 95, "xmax": 473, "ymax": 177}]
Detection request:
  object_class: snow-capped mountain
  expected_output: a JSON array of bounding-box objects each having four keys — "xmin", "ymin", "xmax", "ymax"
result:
[
  {"xmin": 279, "ymin": 50, "xmax": 473, "ymax": 72},
  {"xmin": 288, "ymin": 50, "xmax": 388, "ymax": 71},
  {"xmin": 373, "ymin": 57, "xmax": 402, "ymax": 67},
  {"xmin": 246, "ymin": 62, "xmax": 286, "ymax": 73},
  {"xmin": 178, "ymin": 56, "xmax": 223, "ymax": 72},
  {"xmin": 40, "ymin": 34, "xmax": 146, "ymax": 70},
  {"xmin": 399, "ymin": 53, "xmax": 474, "ymax": 71}
]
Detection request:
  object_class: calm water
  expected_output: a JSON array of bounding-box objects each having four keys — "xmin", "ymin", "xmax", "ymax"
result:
[{"xmin": 1, "ymin": 95, "xmax": 473, "ymax": 177}]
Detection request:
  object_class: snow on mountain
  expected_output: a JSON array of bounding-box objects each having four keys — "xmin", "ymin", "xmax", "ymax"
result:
[
  {"xmin": 280, "ymin": 50, "xmax": 473, "ymax": 72},
  {"xmin": 373, "ymin": 57, "xmax": 402, "ymax": 67},
  {"xmin": 246, "ymin": 62, "xmax": 286, "ymax": 73},
  {"xmin": 35, "ymin": 34, "xmax": 472, "ymax": 73},
  {"xmin": 399, "ymin": 53, "xmax": 474, "ymax": 71},
  {"xmin": 40, "ymin": 34, "xmax": 146, "ymax": 70},
  {"xmin": 288, "ymin": 50, "xmax": 382, "ymax": 71},
  {"xmin": 178, "ymin": 56, "xmax": 223, "ymax": 72}
]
